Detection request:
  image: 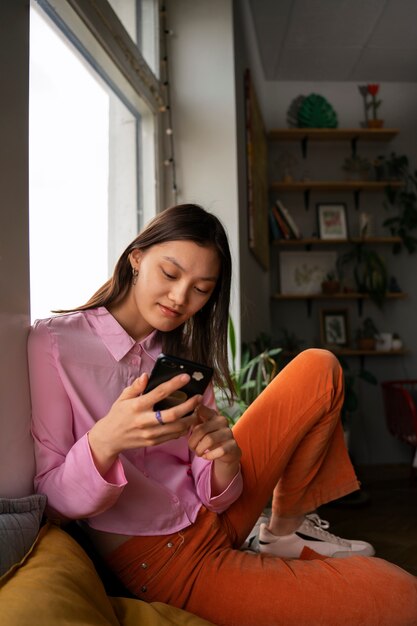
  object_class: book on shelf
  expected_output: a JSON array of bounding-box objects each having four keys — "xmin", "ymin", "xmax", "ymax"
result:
[
  {"xmin": 269, "ymin": 207, "xmax": 283, "ymax": 240},
  {"xmin": 271, "ymin": 204, "xmax": 291, "ymax": 239},
  {"xmin": 275, "ymin": 200, "xmax": 302, "ymax": 239}
]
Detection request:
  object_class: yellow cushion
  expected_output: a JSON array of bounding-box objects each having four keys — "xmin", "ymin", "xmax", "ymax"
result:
[
  {"xmin": 0, "ymin": 523, "xmax": 213, "ymax": 626},
  {"xmin": 111, "ymin": 597, "xmax": 214, "ymax": 626}
]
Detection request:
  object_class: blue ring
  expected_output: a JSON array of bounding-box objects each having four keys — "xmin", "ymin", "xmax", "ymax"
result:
[{"xmin": 155, "ymin": 410, "xmax": 164, "ymax": 425}]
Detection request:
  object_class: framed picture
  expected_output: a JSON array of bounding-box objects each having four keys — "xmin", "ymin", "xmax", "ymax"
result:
[
  {"xmin": 279, "ymin": 251, "xmax": 337, "ymax": 295},
  {"xmin": 317, "ymin": 203, "xmax": 348, "ymax": 240},
  {"xmin": 320, "ymin": 308, "xmax": 350, "ymax": 347}
]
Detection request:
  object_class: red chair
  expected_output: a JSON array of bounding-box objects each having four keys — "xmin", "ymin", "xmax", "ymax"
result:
[{"xmin": 381, "ymin": 380, "xmax": 417, "ymax": 481}]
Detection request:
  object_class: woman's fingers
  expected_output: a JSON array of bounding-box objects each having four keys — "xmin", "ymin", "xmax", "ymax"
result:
[{"xmin": 188, "ymin": 412, "xmax": 232, "ymax": 455}]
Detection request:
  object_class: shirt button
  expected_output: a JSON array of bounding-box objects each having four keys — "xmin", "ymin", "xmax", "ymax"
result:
[
  {"xmin": 141, "ymin": 585, "xmax": 147, "ymax": 593},
  {"xmin": 171, "ymin": 496, "xmax": 179, "ymax": 504},
  {"xmin": 131, "ymin": 357, "xmax": 139, "ymax": 365},
  {"xmin": 167, "ymin": 542, "xmax": 174, "ymax": 548},
  {"xmin": 141, "ymin": 562, "xmax": 148, "ymax": 569}
]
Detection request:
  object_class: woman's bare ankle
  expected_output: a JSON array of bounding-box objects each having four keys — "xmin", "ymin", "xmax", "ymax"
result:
[{"xmin": 267, "ymin": 515, "xmax": 304, "ymax": 537}]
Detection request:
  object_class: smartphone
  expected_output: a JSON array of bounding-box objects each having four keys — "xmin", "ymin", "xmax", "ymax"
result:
[{"xmin": 144, "ymin": 353, "xmax": 213, "ymax": 412}]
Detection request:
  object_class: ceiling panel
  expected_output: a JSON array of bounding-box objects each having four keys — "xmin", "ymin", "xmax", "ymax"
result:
[
  {"xmin": 277, "ymin": 46, "xmax": 361, "ymax": 81},
  {"xmin": 247, "ymin": 0, "xmax": 417, "ymax": 82},
  {"xmin": 350, "ymin": 47, "xmax": 417, "ymax": 82}
]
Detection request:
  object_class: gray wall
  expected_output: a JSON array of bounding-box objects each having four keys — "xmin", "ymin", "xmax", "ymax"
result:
[
  {"xmin": 0, "ymin": 0, "xmax": 35, "ymax": 496},
  {"xmin": 166, "ymin": 0, "xmax": 242, "ymax": 349}
]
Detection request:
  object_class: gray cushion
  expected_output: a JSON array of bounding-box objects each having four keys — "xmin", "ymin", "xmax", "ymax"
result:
[{"xmin": 0, "ymin": 494, "xmax": 47, "ymax": 576}]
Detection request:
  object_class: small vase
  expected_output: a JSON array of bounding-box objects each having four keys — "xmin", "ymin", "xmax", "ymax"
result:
[
  {"xmin": 367, "ymin": 119, "xmax": 384, "ymax": 129},
  {"xmin": 357, "ymin": 337, "xmax": 376, "ymax": 350},
  {"xmin": 321, "ymin": 280, "xmax": 340, "ymax": 294}
]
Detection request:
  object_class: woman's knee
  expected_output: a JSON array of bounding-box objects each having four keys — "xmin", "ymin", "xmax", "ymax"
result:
[{"xmin": 296, "ymin": 348, "xmax": 341, "ymax": 373}]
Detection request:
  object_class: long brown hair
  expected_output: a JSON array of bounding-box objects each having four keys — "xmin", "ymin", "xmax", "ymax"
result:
[{"xmin": 61, "ymin": 204, "xmax": 234, "ymax": 398}]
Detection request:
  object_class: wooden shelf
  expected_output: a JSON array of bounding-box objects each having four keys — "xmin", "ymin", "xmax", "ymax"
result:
[
  {"xmin": 270, "ymin": 180, "xmax": 403, "ymax": 192},
  {"xmin": 273, "ymin": 237, "xmax": 402, "ymax": 247},
  {"xmin": 272, "ymin": 292, "xmax": 407, "ymax": 301},
  {"xmin": 268, "ymin": 128, "xmax": 399, "ymax": 142}
]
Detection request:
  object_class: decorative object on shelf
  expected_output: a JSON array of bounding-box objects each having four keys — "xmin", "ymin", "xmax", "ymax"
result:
[
  {"xmin": 286, "ymin": 95, "xmax": 306, "ymax": 127},
  {"xmin": 391, "ymin": 333, "xmax": 403, "ymax": 350},
  {"xmin": 388, "ymin": 275, "xmax": 402, "ymax": 292},
  {"xmin": 342, "ymin": 154, "xmax": 372, "ymax": 181},
  {"xmin": 366, "ymin": 84, "xmax": 383, "ymax": 128},
  {"xmin": 321, "ymin": 272, "xmax": 340, "ymax": 295},
  {"xmin": 279, "ymin": 251, "xmax": 337, "ymax": 295},
  {"xmin": 373, "ymin": 156, "xmax": 387, "ymax": 181},
  {"xmin": 359, "ymin": 212, "xmax": 374, "ymax": 238},
  {"xmin": 382, "ymin": 152, "xmax": 417, "ymax": 253},
  {"xmin": 297, "ymin": 94, "xmax": 338, "ymax": 129},
  {"xmin": 320, "ymin": 308, "xmax": 350, "ymax": 348},
  {"xmin": 376, "ymin": 332, "xmax": 393, "ymax": 351},
  {"xmin": 355, "ymin": 317, "xmax": 379, "ymax": 350},
  {"xmin": 317, "ymin": 203, "xmax": 348, "ymax": 240},
  {"xmin": 358, "ymin": 84, "xmax": 384, "ymax": 128},
  {"xmin": 275, "ymin": 151, "xmax": 299, "ymax": 182}
]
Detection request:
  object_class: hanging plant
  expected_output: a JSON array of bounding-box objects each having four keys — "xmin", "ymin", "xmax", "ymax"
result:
[{"xmin": 382, "ymin": 152, "xmax": 417, "ymax": 254}]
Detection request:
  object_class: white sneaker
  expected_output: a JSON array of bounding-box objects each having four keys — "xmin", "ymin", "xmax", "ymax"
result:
[{"xmin": 258, "ymin": 513, "xmax": 375, "ymax": 559}]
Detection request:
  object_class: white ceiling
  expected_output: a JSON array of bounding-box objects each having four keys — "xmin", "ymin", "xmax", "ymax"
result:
[{"xmin": 248, "ymin": 0, "xmax": 417, "ymax": 82}]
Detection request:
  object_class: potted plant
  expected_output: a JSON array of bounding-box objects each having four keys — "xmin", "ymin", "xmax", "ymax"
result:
[
  {"xmin": 365, "ymin": 84, "xmax": 383, "ymax": 128},
  {"xmin": 353, "ymin": 246, "xmax": 388, "ymax": 307},
  {"xmin": 356, "ymin": 317, "xmax": 379, "ymax": 350},
  {"xmin": 321, "ymin": 271, "xmax": 340, "ymax": 294},
  {"xmin": 342, "ymin": 154, "xmax": 372, "ymax": 181},
  {"xmin": 336, "ymin": 244, "xmax": 388, "ymax": 307},
  {"xmin": 215, "ymin": 318, "xmax": 282, "ymax": 425}
]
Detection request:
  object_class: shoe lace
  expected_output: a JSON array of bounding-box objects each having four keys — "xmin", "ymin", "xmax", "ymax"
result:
[{"xmin": 303, "ymin": 513, "xmax": 350, "ymax": 546}]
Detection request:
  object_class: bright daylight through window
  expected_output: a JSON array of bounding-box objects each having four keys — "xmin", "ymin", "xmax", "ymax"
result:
[{"xmin": 29, "ymin": 1, "xmax": 159, "ymax": 321}]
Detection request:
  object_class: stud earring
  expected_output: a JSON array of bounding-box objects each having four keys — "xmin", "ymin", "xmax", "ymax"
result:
[{"xmin": 132, "ymin": 267, "xmax": 139, "ymax": 285}]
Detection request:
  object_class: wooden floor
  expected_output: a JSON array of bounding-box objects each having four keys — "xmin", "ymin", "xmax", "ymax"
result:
[{"xmin": 319, "ymin": 464, "xmax": 417, "ymax": 576}]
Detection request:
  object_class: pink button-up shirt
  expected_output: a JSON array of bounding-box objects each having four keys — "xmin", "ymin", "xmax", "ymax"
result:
[{"xmin": 27, "ymin": 307, "xmax": 242, "ymax": 536}]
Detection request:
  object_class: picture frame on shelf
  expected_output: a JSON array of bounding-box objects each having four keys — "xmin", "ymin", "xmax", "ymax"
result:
[
  {"xmin": 317, "ymin": 203, "xmax": 348, "ymax": 240},
  {"xmin": 320, "ymin": 308, "xmax": 350, "ymax": 347},
  {"xmin": 279, "ymin": 251, "xmax": 337, "ymax": 295}
]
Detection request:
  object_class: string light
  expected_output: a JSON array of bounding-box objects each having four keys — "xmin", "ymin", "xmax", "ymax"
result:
[{"xmin": 160, "ymin": 5, "xmax": 178, "ymax": 202}]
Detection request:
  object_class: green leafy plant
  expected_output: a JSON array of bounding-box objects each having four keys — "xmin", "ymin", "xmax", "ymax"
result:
[
  {"xmin": 356, "ymin": 317, "xmax": 379, "ymax": 340},
  {"xmin": 216, "ymin": 318, "xmax": 282, "ymax": 425},
  {"xmin": 335, "ymin": 245, "xmax": 388, "ymax": 307},
  {"xmin": 382, "ymin": 152, "xmax": 417, "ymax": 253},
  {"xmin": 339, "ymin": 356, "xmax": 378, "ymax": 423}
]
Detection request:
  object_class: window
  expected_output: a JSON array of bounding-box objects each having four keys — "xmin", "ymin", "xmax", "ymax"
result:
[{"xmin": 29, "ymin": 0, "xmax": 162, "ymax": 320}]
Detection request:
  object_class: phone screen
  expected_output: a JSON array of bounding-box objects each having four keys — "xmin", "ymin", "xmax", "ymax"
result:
[{"xmin": 144, "ymin": 354, "xmax": 213, "ymax": 411}]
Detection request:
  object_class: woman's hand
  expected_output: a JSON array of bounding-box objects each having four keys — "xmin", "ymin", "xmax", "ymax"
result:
[
  {"xmin": 88, "ymin": 372, "xmax": 201, "ymax": 476},
  {"xmin": 188, "ymin": 405, "xmax": 242, "ymax": 496}
]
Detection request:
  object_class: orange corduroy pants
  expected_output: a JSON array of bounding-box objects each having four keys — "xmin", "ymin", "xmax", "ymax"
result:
[{"xmin": 107, "ymin": 349, "xmax": 417, "ymax": 626}]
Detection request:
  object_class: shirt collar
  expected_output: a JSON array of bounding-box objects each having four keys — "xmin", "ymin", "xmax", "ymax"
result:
[{"xmin": 85, "ymin": 306, "xmax": 160, "ymax": 362}]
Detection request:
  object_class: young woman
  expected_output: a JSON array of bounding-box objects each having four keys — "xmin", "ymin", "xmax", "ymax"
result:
[{"xmin": 28, "ymin": 204, "xmax": 417, "ymax": 626}]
